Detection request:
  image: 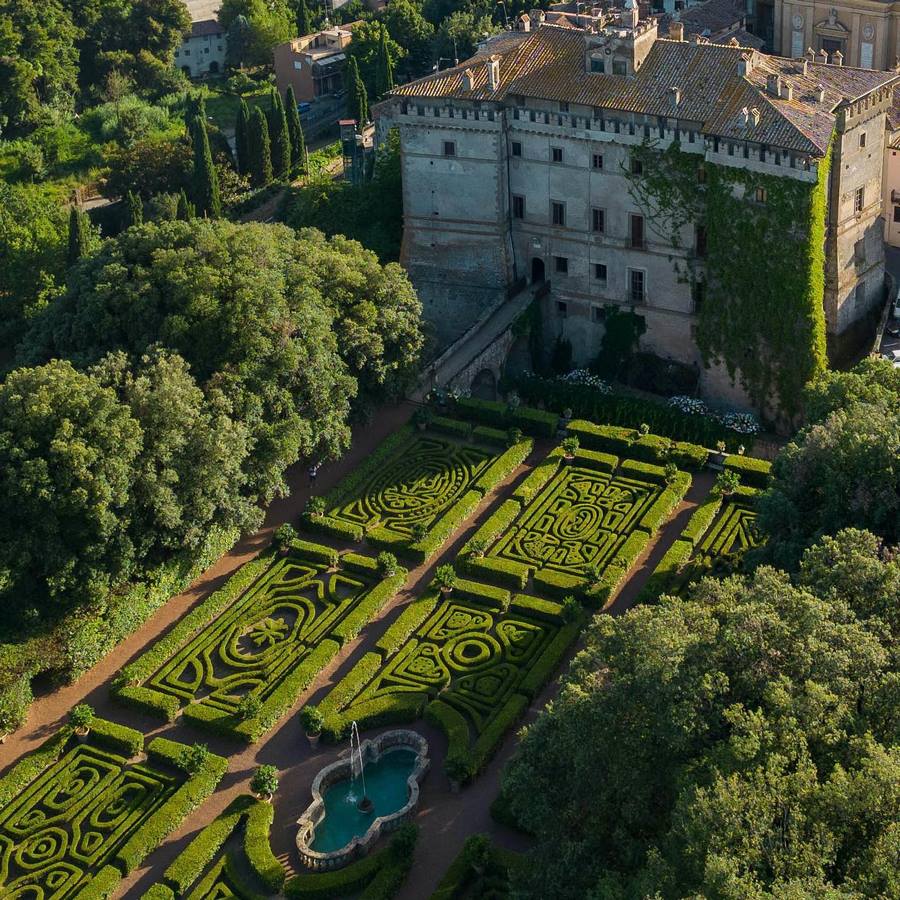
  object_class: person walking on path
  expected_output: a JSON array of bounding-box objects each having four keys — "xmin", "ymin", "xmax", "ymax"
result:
[{"xmin": 308, "ymin": 462, "xmax": 320, "ymax": 486}]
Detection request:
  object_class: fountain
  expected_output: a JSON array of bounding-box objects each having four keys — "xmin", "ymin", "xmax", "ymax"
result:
[
  {"xmin": 349, "ymin": 721, "xmax": 373, "ymax": 814},
  {"xmin": 296, "ymin": 729, "xmax": 429, "ymax": 870}
]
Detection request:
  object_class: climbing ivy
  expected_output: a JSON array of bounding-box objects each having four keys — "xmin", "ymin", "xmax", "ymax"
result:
[{"xmin": 626, "ymin": 140, "xmax": 829, "ymax": 417}]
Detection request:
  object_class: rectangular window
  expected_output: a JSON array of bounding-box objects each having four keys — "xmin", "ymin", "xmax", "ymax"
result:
[
  {"xmin": 551, "ymin": 146, "xmax": 563, "ymax": 163},
  {"xmin": 592, "ymin": 207, "xmax": 605, "ymax": 233},
  {"xmin": 592, "ymin": 305, "xmax": 605, "ymax": 322},
  {"xmin": 512, "ymin": 195, "xmax": 525, "ymax": 219},
  {"xmin": 557, "ymin": 301, "xmax": 568, "ymax": 317},
  {"xmin": 592, "ymin": 152, "xmax": 604, "ymax": 170},
  {"xmin": 443, "ymin": 141, "xmax": 456, "ymax": 157},
  {"xmin": 612, "ymin": 59, "xmax": 627, "ymax": 75},
  {"xmin": 559, "ymin": 101, "xmax": 569, "ymax": 112},
  {"xmin": 552, "ymin": 201, "xmax": 566, "ymax": 226},
  {"xmin": 859, "ymin": 131, "xmax": 867, "ymax": 149},
  {"xmin": 695, "ymin": 225, "xmax": 706, "ymax": 257},
  {"xmin": 591, "ymin": 58, "xmax": 605, "ymax": 73},
  {"xmin": 629, "ymin": 269, "xmax": 645, "ymax": 304},
  {"xmin": 754, "ymin": 186, "xmax": 767, "ymax": 203},
  {"xmin": 692, "ymin": 280, "xmax": 705, "ymax": 312},
  {"xmin": 855, "ymin": 186, "xmax": 865, "ymax": 214},
  {"xmin": 511, "ymin": 140, "xmax": 522, "ymax": 157},
  {"xmin": 893, "ymin": 205, "xmax": 900, "ymax": 223},
  {"xmin": 594, "ymin": 263, "xmax": 607, "ymax": 282},
  {"xmin": 630, "ymin": 214, "xmax": 644, "ymax": 249},
  {"xmin": 554, "ymin": 256, "xmax": 569, "ymax": 274},
  {"xmin": 630, "ymin": 156, "xmax": 643, "ymax": 176}
]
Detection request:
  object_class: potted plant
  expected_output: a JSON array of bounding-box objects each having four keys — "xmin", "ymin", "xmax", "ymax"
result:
[
  {"xmin": 663, "ymin": 462, "xmax": 679, "ymax": 484},
  {"xmin": 70, "ymin": 703, "xmax": 94, "ymax": 740},
  {"xmin": 467, "ymin": 537, "xmax": 488, "ymax": 559},
  {"xmin": 300, "ymin": 705, "xmax": 325, "ymax": 747},
  {"xmin": 177, "ymin": 743, "xmax": 210, "ymax": 774},
  {"xmin": 236, "ymin": 692, "xmax": 262, "ymax": 721},
  {"xmin": 712, "ymin": 469, "xmax": 741, "ymax": 498},
  {"xmin": 444, "ymin": 755, "xmax": 469, "ymax": 793},
  {"xmin": 377, "ymin": 551, "xmax": 399, "ymax": 576},
  {"xmin": 639, "ymin": 422, "xmax": 650, "ymax": 436},
  {"xmin": 434, "ymin": 564, "xmax": 457, "ymax": 595},
  {"xmin": 251, "ymin": 764, "xmax": 279, "ymax": 801},
  {"xmin": 305, "ymin": 496, "xmax": 326, "ymax": 518},
  {"xmin": 561, "ymin": 436, "xmax": 579, "ymax": 461},
  {"xmin": 412, "ymin": 407, "xmax": 432, "ymax": 431}
]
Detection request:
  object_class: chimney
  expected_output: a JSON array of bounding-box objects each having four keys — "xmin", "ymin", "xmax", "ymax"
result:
[
  {"xmin": 670, "ymin": 21, "xmax": 684, "ymax": 41},
  {"xmin": 781, "ymin": 82, "xmax": 793, "ymax": 100},
  {"xmin": 798, "ymin": 58, "xmax": 808, "ymax": 74},
  {"xmin": 669, "ymin": 85, "xmax": 682, "ymax": 107},
  {"xmin": 741, "ymin": 105, "xmax": 750, "ymax": 125},
  {"xmin": 766, "ymin": 73, "xmax": 782, "ymax": 97},
  {"xmin": 487, "ymin": 55, "xmax": 501, "ymax": 90},
  {"xmin": 517, "ymin": 13, "xmax": 530, "ymax": 31},
  {"xmin": 816, "ymin": 85, "xmax": 826, "ymax": 102},
  {"xmin": 738, "ymin": 53, "xmax": 754, "ymax": 75},
  {"xmin": 817, "ymin": 48, "xmax": 828, "ymax": 63},
  {"xmin": 833, "ymin": 49, "xmax": 843, "ymax": 65},
  {"xmin": 806, "ymin": 47, "xmax": 815, "ymax": 61},
  {"xmin": 462, "ymin": 68, "xmax": 474, "ymax": 90},
  {"xmin": 751, "ymin": 107, "xmax": 760, "ymax": 125},
  {"xmin": 624, "ymin": 0, "xmax": 639, "ymax": 28}
]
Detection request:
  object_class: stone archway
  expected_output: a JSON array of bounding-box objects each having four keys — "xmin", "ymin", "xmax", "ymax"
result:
[
  {"xmin": 470, "ymin": 368, "xmax": 498, "ymax": 400},
  {"xmin": 209, "ymin": 60, "xmax": 220, "ymax": 74},
  {"xmin": 531, "ymin": 257, "xmax": 545, "ymax": 284}
]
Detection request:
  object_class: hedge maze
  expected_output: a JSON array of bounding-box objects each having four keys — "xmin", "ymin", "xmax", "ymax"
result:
[
  {"xmin": 461, "ymin": 448, "xmax": 692, "ymax": 605},
  {"xmin": 113, "ymin": 540, "xmax": 406, "ymax": 742},
  {"xmin": 302, "ymin": 422, "xmax": 534, "ymax": 563},
  {"xmin": 320, "ymin": 582, "xmax": 580, "ymax": 782},
  {"xmin": 0, "ymin": 720, "xmax": 225, "ymax": 900}
]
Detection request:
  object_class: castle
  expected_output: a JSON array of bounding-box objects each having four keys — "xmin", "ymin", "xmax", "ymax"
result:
[{"xmin": 375, "ymin": 4, "xmax": 897, "ymax": 410}]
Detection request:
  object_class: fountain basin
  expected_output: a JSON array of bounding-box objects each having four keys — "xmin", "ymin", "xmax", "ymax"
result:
[{"xmin": 296, "ymin": 730, "xmax": 429, "ymax": 870}]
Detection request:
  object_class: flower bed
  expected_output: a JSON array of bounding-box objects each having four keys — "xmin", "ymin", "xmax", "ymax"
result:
[{"xmin": 112, "ymin": 541, "xmax": 406, "ymax": 742}]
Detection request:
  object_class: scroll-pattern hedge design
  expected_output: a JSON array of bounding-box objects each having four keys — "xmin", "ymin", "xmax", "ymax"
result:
[
  {"xmin": 146, "ymin": 556, "xmax": 375, "ymax": 715},
  {"xmin": 679, "ymin": 499, "xmax": 760, "ymax": 585},
  {"xmin": 328, "ymin": 436, "xmax": 490, "ymax": 536},
  {"xmin": 492, "ymin": 466, "xmax": 660, "ymax": 575},
  {"xmin": 0, "ymin": 743, "xmax": 177, "ymax": 898}
]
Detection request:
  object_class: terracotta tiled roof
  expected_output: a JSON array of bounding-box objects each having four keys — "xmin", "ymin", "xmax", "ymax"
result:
[
  {"xmin": 389, "ymin": 26, "xmax": 897, "ymax": 156},
  {"xmin": 190, "ymin": 18, "xmax": 225, "ymax": 37},
  {"xmin": 677, "ymin": 0, "xmax": 745, "ymax": 36}
]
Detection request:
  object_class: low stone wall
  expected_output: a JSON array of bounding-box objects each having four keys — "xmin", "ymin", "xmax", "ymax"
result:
[{"xmin": 296, "ymin": 730, "xmax": 429, "ymax": 871}]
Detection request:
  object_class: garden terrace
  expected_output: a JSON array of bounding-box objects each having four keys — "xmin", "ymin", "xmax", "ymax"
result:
[
  {"xmin": 0, "ymin": 718, "xmax": 226, "ymax": 899},
  {"xmin": 112, "ymin": 540, "xmax": 406, "ymax": 743},
  {"xmin": 460, "ymin": 446, "xmax": 692, "ymax": 606},
  {"xmin": 318, "ymin": 582, "xmax": 581, "ymax": 783},
  {"xmin": 301, "ymin": 420, "xmax": 533, "ymax": 564}
]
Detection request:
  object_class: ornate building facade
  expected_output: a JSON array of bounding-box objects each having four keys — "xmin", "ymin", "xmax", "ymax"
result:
[{"xmin": 375, "ymin": 9, "xmax": 896, "ymax": 410}]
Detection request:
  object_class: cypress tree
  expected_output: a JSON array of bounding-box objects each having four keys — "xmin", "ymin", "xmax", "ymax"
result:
[
  {"xmin": 126, "ymin": 190, "xmax": 143, "ymax": 226},
  {"xmin": 268, "ymin": 88, "xmax": 291, "ymax": 179},
  {"xmin": 295, "ymin": 0, "xmax": 312, "ymax": 36},
  {"xmin": 235, "ymin": 98, "xmax": 251, "ymax": 176},
  {"xmin": 375, "ymin": 27, "xmax": 394, "ymax": 99},
  {"xmin": 67, "ymin": 206, "xmax": 90, "ymax": 267},
  {"xmin": 192, "ymin": 118, "xmax": 221, "ymax": 218},
  {"xmin": 346, "ymin": 56, "xmax": 368, "ymax": 125},
  {"xmin": 285, "ymin": 86, "xmax": 306, "ymax": 174},
  {"xmin": 176, "ymin": 188, "xmax": 196, "ymax": 220},
  {"xmin": 249, "ymin": 106, "xmax": 273, "ymax": 187}
]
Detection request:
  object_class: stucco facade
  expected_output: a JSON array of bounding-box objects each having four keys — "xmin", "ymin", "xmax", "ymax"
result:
[
  {"xmin": 377, "ymin": 13, "xmax": 896, "ymax": 410},
  {"xmin": 174, "ymin": 20, "xmax": 226, "ymax": 77}
]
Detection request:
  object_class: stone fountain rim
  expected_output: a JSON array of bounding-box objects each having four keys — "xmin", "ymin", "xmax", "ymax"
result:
[{"xmin": 296, "ymin": 728, "xmax": 429, "ymax": 869}]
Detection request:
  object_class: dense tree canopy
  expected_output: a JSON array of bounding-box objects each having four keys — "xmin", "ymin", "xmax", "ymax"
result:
[
  {"xmin": 504, "ymin": 530, "xmax": 900, "ymax": 899},
  {"xmin": 757, "ymin": 359, "xmax": 900, "ymax": 569},
  {"xmin": 23, "ymin": 219, "xmax": 421, "ymax": 498},
  {"xmin": 0, "ymin": 360, "xmax": 142, "ymax": 618}
]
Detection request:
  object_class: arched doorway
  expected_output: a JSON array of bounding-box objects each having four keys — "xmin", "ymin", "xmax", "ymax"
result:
[
  {"xmin": 209, "ymin": 60, "xmax": 220, "ymax": 74},
  {"xmin": 470, "ymin": 368, "xmax": 497, "ymax": 400},
  {"xmin": 181, "ymin": 65, "xmax": 192, "ymax": 76},
  {"xmin": 531, "ymin": 257, "xmax": 545, "ymax": 284}
]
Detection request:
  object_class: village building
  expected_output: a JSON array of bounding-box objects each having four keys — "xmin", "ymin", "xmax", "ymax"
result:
[
  {"xmin": 375, "ymin": 5, "xmax": 896, "ymax": 409},
  {"xmin": 174, "ymin": 18, "xmax": 227, "ymax": 77}
]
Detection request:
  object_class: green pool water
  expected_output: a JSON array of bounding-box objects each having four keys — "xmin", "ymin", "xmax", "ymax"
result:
[{"xmin": 310, "ymin": 747, "xmax": 418, "ymax": 853}]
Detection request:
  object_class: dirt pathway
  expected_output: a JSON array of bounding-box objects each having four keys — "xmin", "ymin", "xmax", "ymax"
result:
[{"xmin": 0, "ymin": 413, "xmax": 715, "ymax": 899}]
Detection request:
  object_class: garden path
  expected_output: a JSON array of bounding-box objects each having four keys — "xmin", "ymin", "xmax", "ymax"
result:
[{"xmin": 0, "ymin": 405, "xmax": 715, "ymax": 900}]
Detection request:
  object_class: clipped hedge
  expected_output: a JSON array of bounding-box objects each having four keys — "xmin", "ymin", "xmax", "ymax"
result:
[
  {"xmin": 0, "ymin": 725, "xmax": 72, "ymax": 811},
  {"xmin": 462, "ymin": 554, "xmax": 529, "ymax": 591},
  {"xmin": 472, "ymin": 424, "xmax": 510, "ymax": 446},
  {"xmin": 330, "ymin": 572, "xmax": 406, "ymax": 645},
  {"xmin": 375, "ymin": 594, "xmax": 440, "ymax": 656},
  {"xmin": 681, "ymin": 496, "xmax": 723, "ymax": 545},
  {"xmin": 302, "ymin": 513, "xmax": 365, "ymax": 543},
  {"xmin": 619, "ymin": 458, "xmax": 668, "ymax": 484},
  {"xmin": 509, "ymin": 593, "xmax": 565, "ymax": 624},
  {"xmin": 451, "ymin": 578, "xmax": 511, "ymax": 611},
  {"xmin": 341, "ymin": 552, "xmax": 379, "ymax": 574},
  {"xmin": 408, "ymin": 489, "xmax": 483, "ymax": 564},
  {"xmin": 430, "ymin": 415, "xmax": 473, "ymax": 439},
  {"xmin": 88, "ymin": 718, "xmax": 144, "ymax": 758},
  {"xmin": 472, "ymin": 438, "xmax": 533, "ymax": 495},
  {"xmin": 638, "ymin": 539, "xmax": 693, "ymax": 603},
  {"xmin": 454, "ymin": 398, "xmax": 557, "ymax": 437},
  {"xmin": 287, "ymin": 539, "xmax": 340, "ymax": 568},
  {"xmin": 366, "ymin": 526, "xmax": 410, "ymax": 554},
  {"xmin": 510, "ymin": 406, "xmax": 557, "ymax": 438},
  {"xmin": 567, "ymin": 420, "xmax": 636, "ymax": 453},
  {"xmin": 319, "ymin": 652, "xmax": 384, "ymax": 739},
  {"xmin": 460, "ymin": 500, "xmax": 521, "ymax": 558},
  {"xmin": 583, "ymin": 530, "xmax": 650, "ymax": 608},
  {"xmin": 532, "ymin": 568, "xmax": 585, "ymax": 600},
  {"xmin": 671, "ymin": 440, "xmax": 708, "ymax": 470},
  {"xmin": 112, "ymin": 684, "xmax": 181, "ymax": 722},
  {"xmin": 630, "ymin": 433, "xmax": 672, "ymax": 462},
  {"xmin": 638, "ymin": 472, "xmax": 691, "ymax": 534},
  {"xmin": 573, "ymin": 447, "xmax": 619, "ymax": 472},
  {"xmin": 142, "ymin": 885, "xmax": 176, "ymax": 900},
  {"xmin": 469, "ymin": 692, "xmax": 530, "ymax": 775},
  {"xmin": 245, "ymin": 798, "xmax": 285, "ymax": 891},
  {"xmin": 517, "ymin": 621, "xmax": 580, "ymax": 698},
  {"xmin": 510, "ymin": 451, "xmax": 561, "ymax": 504},
  {"xmin": 425, "ymin": 699, "xmax": 471, "ymax": 767},
  {"xmin": 74, "ymin": 864, "xmax": 122, "ymax": 900},
  {"xmin": 724, "ymin": 454, "xmax": 772, "ymax": 488}
]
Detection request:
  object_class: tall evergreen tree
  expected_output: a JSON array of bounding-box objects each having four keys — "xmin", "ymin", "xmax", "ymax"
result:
[
  {"xmin": 192, "ymin": 119, "xmax": 221, "ymax": 219},
  {"xmin": 268, "ymin": 89, "xmax": 291, "ymax": 179},
  {"xmin": 249, "ymin": 106, "xmax": 273, "ymax": 188},
  {"xmin": 295, "ymin": 0, "xmax": 312, "ymax": 36},
  {"xmin": 375, "ymin": 26, "xmax": 395, "ymax": 99},
  {"xmin": 185, "ymin": 93, "xmax": 207, "ymax": 136},
  {"xmin": 126, "ymin": 190, "xmax": 143, "ymax": 227},
  {"xmin": 346, "ymin": 56, "xmax": 369, "ymax": 125},
  {"xmin": 67, "ymin": 207, "xmax": 90, "ymax": 267},
  {"xmin": 176, "ymin": 189, "xmax": 196, "ymax": 220},
  {"xmin": 285, "ymin": 86, "xmax": 306, "ymax": 174},
  {"xmin": 235, "ymin": 99, "xmax": 251, "ymax": 176}
]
